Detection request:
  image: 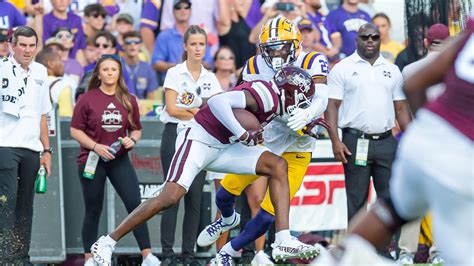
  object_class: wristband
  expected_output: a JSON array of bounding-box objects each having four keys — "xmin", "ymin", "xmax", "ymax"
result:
[
  {"xmin": 92, "ymin": 143, "xmax": 97, "ymax": 151},
  {"xmin": 130, "ymin": 137, "xmax": 137, "ymax": 144}
]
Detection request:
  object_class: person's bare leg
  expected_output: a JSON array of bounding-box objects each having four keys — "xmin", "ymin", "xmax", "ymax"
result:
[
  {"xmin": 255, "ymin": 151, "xmax": 289, "ymax": 231},
  {"xmin": 110, "ymin": 182, "xmax": 186, "ymax": 241},
  {"xmin": 246, "ymin": 176, "xmax": 268, "ymax": 251},
  {"xmin": 348, "ymin": 207, "xmax": 398, "ymax": 249}
]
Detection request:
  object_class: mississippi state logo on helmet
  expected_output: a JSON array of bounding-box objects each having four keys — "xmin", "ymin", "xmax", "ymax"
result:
[
  {"xmin": 259, "ymin": 17, "xmax": 301, "ymax": 71},
  {"xmin": 272, "ymin": 66, "xmax": 314, "ymax": 115}
]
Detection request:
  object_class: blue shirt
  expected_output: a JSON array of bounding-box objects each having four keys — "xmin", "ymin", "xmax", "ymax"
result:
[
  {"xmin": 123, "ymin": 61, "xmax": 158, "ymax": 99},
  {"xmin": 0, "ymin": 1, "xmax": 26, "ymax": 29},
  {"xmin": 151, "ymin": 26, "xmax": 213, "ymax": 79},
  {"xmin": 326, "ymin": 6, "xmax": 370, "ymax": 57}
]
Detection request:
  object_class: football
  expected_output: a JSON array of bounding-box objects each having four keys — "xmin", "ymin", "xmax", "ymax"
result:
[{"xmin": 233, "ymin": 109, "xmax": 261, "ymax": 131}]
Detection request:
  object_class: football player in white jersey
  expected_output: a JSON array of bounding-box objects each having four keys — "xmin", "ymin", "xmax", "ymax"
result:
[{"xmin": 196, "ymin": 17, "xmax": 330, "ymax": 264}]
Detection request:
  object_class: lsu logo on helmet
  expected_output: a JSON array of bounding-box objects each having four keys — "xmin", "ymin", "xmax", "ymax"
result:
[{"xmin": 258, "ymin": 17, "xmax": 301, "ymax": 71}]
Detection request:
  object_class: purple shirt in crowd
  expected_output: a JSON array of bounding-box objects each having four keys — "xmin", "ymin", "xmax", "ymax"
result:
[
  {"xmin": 245, "ymin": 0, "xmax": 263, "ymax": 29},
  {"xmin": 43, "ymin": 12, "xmax": 86, "ymax": 58},
  {"xmin": 71, "ymin": 88, "xmax": 142, "ymax": 165},
  {"xmin": 123, "ymin": 61, "xmax": 159, "ymax": 99},
  {"xmin": 0, "ymin": 1, "xmax": 26, "ymax": 29},
  {"xmin": 64, "ymin": 58, "xmax": 84, "ymax": 80},
  {"xmin": 325, "ymin": 6, "xmax": 370, "ymax": 57},
  {"xmin": 140, "ymin": 0, "xmax": 161, "ymax": 32},
  {"xmin": 307, "ymin": 11, "xmax": 334, "ymax": 48}
]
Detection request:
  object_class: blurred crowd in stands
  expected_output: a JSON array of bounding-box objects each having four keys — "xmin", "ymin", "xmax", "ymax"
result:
[{"xmin": 3, "ymin": 0, "xmax": 466, "ymax": 118}]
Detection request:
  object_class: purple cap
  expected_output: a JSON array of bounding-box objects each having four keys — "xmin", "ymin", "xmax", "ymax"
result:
[
  {"xmin": 297, "ymin": 18, "xmax": 313, "ymax": 31},
  {"xmin": 173, "ymin": 0, "xmax": 192, "ymax": 8},
  {"xmin": 427, "ymin": 23, "xmax": 449, "ymax": 45}
]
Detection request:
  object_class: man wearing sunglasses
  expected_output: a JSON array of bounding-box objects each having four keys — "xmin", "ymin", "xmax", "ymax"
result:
[
  {"xmin": 325, "ymin": 23, "xmax": 411, "ymax": 224},
  {"xmin": 83, "ymin": 4, "xmax": 108, "ymax": 40},
  {"xmin": 43, "ymin": 0, "xmax": 86, "ymax": 66},
  {"xmin": 0, "ymin": 28, "xmax": 10, "ymax": 58},
  {"xmin": 122, "ymin": 31, "xmax": 158, "ymax": 100}
]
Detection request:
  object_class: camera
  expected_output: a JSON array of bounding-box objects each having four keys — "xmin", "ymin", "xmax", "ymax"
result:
[{"xmin": 275, "ymin": 2, "xmax": 295, "ymax": 12}]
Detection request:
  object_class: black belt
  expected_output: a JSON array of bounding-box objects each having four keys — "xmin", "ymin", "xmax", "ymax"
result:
[{"xmin": 343, "ymin": 128, "xmax": 392, "ymax": 140}]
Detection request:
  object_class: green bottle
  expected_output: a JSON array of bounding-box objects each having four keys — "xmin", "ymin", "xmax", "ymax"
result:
[{"xmin": 35, "ymin": 165, "xmax": 47, "ymax": 194}]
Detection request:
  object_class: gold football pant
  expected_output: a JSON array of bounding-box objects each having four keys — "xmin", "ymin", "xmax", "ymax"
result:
[{"xmin": 220, "ymin": 152, "xmax": 311, "ymax": 215}]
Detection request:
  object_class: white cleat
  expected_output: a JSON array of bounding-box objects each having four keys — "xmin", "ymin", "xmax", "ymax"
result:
[
  {"xmin": 84, "ymin": 257, "xmax": 98, "ymax": 266},
  {"xmin": 271, "ymin": 237, "xmax": 323, "ymax": 262},
  {"xmin": 209, "ymin": 251, "xmax": 234, "ymax": 266},
  {"xmin": 91, "ymin": 235, "xmax": 116, "ymax": 266},
  {"xmin": 142, "ymin": 253, "xmax": 161, "ymax": 266},
  {"xmin": 251, "ymin": 250, "xmax": 274, "ymax": 265},
  {"xmin": 197, "ymin": 213, "xmax": 240, "ymax": 247}
]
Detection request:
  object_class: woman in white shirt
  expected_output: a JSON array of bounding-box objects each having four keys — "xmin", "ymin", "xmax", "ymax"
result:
[{"xmin": 159, "ymin": 25, "xmax": 222, "ymax": 264}]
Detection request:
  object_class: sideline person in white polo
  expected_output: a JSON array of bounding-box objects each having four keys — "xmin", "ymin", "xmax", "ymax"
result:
[
  {"xmin": 325, "ymin": 23, "xmax": 412, "ymax": 224},
  {"xmin": 0, "ymin": 26, "xmax": 52, "ymax": 264},
  {"xmin": 158, "ymin": 25, "xmax": 222, "ymax": 264}
]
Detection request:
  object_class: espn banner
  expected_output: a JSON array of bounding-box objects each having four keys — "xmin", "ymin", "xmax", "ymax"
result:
[
  {"xmin": 289, "ymin": 162, "xmax": 378, "ymax": 231},
  {"xmin": 289, "ymin": 163, "xmax": 348, "ymax": 231}
]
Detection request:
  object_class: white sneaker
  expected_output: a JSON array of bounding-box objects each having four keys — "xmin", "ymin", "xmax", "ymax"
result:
[
  {"xmin": 251, "ymin": 250, "xmax": 274, "ymax": 265},
  {"xmin": 271, "ymin": 238, "xmax": 323, "ymax": 262},
  {"xmin": 429, "ymin": 254, "xmax": 445, "ymax": 265},
  {"xmin": 197, "ymin": 213, "xmax": 240, "ymax": 247},
  {"xmin": 397, "ymin": 253, "xmax": 414, "ymax": 265},
  {"xmin": 142, "ymin": 253, "xmax": 161, "ymax": 266},
  {"xmin": 91, "ymin": 235, "xmax": 116, "ymax": 265},
  {"xmin": 84, "ymin": 257, "xmax": 97, "ymax": 266},
  {"xmin": 209, "ymin": 251, "xmax": 233, "ymax": 266}
]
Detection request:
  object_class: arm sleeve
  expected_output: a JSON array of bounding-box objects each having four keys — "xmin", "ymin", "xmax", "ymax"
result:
[
  {"xmin": 308, "ymin": 83, "xmax": 329, "ymax": 118},
  {"xmin": 140, "ymin": 0, "xmax": 160, "ymax": 31},
  {"xmin": 392, "ymin": 68, "xmax": 406, "ymax": 101},
  {"xmin": 305, "ymin": 53, "xmax": 329, "ymax": 77},
  {"xmin": 162, "ymin": 67, "xmax": 178, "ymax": 92},
  {"xmin": 327, "ymin": 63, "xmax": 345, "ymax": 100},
  {"xmin": 70, "ymin": 96, "xmax": 88, "ymax": 130},
  {"xmin": 151, "ymin": 32, "xmax": 168, "ymax": 64},
  {"xmin": 208, "ymin": 91, "xmax": 247, "ymax": 138},
  {"xmin": 40, "ymin": 70, "xmax": 52, "ymax": 115}
]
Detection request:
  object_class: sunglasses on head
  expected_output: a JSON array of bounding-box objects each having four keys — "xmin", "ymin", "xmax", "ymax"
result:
[
  {"xmin": 359, "ymin": 34, "xmax": 380, "ymax": 41},
  {"xmin": 101, "ymin": 54, "xmax": 120, "ymax": 60},
  {"xmin": 174, "ymin": 4, "xmax": 191, "ymax": 10},
  {"xmin": 91, "ymin": 13, "xmax": 106, "ymax": 18},
  {"xmin": 124, "ymin": 39, "xmax": 142, "ymax": 45},
  {"xmin": 56, "ymin": 33, "xmax": 73, "ymax": 40},
  {"xmin": 95, "ymin": 43, "xmax": 111, "ymax": 49}
]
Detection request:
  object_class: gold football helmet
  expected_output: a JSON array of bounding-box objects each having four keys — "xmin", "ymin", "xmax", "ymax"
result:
[{"xmin": 258, "ymin": 17, "xmax": 301, "ymax": 70}]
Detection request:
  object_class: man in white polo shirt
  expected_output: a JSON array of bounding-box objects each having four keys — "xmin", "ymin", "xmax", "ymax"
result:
[
  {"xmin": 0, "ymin": 26, "xmax": 52, "ymax": 264},
  {"xmin": 325, "ymin": 23, "xmax": 411, "ymax": 223}
]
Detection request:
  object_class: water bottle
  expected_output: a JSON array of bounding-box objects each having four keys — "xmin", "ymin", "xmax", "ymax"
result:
[
  {"xmin": 101, "ymin": 139, "xmax": 122, "ymax": 162},
  {"xmin": 35, "ymin": 165, "xmax": 47, "ymax": 194}
]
